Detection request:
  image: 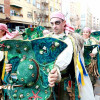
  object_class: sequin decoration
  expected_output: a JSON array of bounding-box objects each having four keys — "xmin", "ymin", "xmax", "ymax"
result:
[
  {"xmin": 29, "ymin": 64, "xmax": 33, "ymax": 69},
  {"xmin": 35, "ymin": 85, "xmax": 39, "ymax": 89},
  {"xmin": 19, "ymin": 94, "xmax": 24, "ymax": 98},
  {"xmin": 13, "ymin": 94, "xmax": 17, "ymax": 98},
  {"xmin": 7, "ymin": 45, "xmax": 10, "ymax": 49}
]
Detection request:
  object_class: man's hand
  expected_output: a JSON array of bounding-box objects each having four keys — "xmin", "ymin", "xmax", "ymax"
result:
[
  {"xmin": 5, "ymin": 64, "xmax": 12, "ymax": 73},
  {"xmin": 48, "ymin": 67, "xmax": 58, "ymax": 87}
]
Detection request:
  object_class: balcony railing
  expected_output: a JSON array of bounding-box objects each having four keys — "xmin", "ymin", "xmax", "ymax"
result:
[
  {"xmin": 10, "ymin": 15, "xmax": 33, "ymax": 24},
  {"xmin": 10, "ymin": 13, "xmax": 23, "ymax": 17},
  {"xmin": 10, "ymin": 15, "xmax": 24, "ymax": 22}
]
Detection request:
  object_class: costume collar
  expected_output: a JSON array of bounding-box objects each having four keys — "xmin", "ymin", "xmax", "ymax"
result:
[{"xmin": 52, "ymin": 32, "xmax": 66, "ymax": 39}]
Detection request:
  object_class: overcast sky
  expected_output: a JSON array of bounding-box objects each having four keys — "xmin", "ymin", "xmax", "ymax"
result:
[
  {"xmin": 62, "ymin": 0, "xmax": 100, "ymax": 18},
  {"xmin": 87, "ymin": 0, "xmax": 100, "ymax": 17},
  {"xmin": 79, "ymin": 0, "xmax": 100, "ymax": 17}
]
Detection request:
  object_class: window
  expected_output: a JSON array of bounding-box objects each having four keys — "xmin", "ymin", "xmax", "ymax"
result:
[
  {"xmin": 42, "ymin": 18, "xmax": 45, "ymax": 22},
  {"xmin": 10, "ymin": 10, "xmax": 15, "ymax": 16},
  {"xmin": 37, "ymin": 3, "xmax": 40, "ymax": 9},
  {"xmin": 33, "ymin": 0, "xmax": 36, "ymax": 6},
  {"xmin": 37, "ymin": 18, "xmax": 40, "ymax": 22},
  {"xmin": 81, "ymin": 14, "xmax": 85, "ymax": 18},
  {"xmin": 50, "ymin": 7, "xmax": 53, "ymax": 12},
  {"xmin": 0, "ymin": 5, "xmax": 4, "ymax": 13},
  {"xmin": 27, "ymin": 0, "xmax": 30, "ymax": 3},
  {"xmin": 41, "ymin": 6, "xmax": 45, "ymax": 10},
  {"xmin": 27, "ymin": 12, "xmax": 32, "ymax": 18}
]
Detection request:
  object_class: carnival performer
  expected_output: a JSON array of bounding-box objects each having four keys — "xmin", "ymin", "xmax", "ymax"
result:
[
  {"xmin": 82, "ymin": 27, "xmax": 99, "ymax": 86},
  {"xmin": 48, "ymin": 11, "xmax": 95, "ymax": 100},
  {"xmin": 94, "ymin": 44, "xmax": 100, "ymax": 100},
  {"xmin": 0, "ymin": 23, "xmax": 20, "ymax": 74},
  {"xmin": 0, "ymin": 23, "xmax": 19, "ymax": 41},
  {"xmin": 0, "ymin": 23, "xmax": 19, "ymax": 100},
  {"xmin": 0, "ymin": 23, "xmax": 20, "ymax": 77}
]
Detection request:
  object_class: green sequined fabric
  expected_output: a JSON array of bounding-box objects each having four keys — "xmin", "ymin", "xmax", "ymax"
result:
[
  {"xmin": 0, "ymin": 37, "xmax": 67, "ymax": 100},
  {"xmin": 84, "ymin": 45, "xmax": 97, "ymax": 66},
  {"xmin": 91, "ymin": 31, "xmax": 100, "ymax": 40},
  {"xmin": 23, "ymin": 26, "xmax": 45, "ymax": 40}
]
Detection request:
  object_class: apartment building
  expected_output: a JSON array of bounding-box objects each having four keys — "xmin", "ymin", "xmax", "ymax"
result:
[
  {"xmin": 0, "ymin": 0, "xmax": 10, "ymax": 23},
  {"xmin": 0, "ymin": 0, "xmax": 61, "ymax": 30},
  {"xmin": 92, "ymin": 16, "xmax": 100, "ymax": 30},
  {"xmin": 70, "ymin": 1, "xmax": 81, "ymax": 29},
  {"xmin": 61, "ymin": 0, "xmax": 81, "ymax": 29}
]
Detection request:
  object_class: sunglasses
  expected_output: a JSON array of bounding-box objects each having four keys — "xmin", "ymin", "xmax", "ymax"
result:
[{"xmin": 50, "ymin": 21, "xmax": 62, "ymax": 26}]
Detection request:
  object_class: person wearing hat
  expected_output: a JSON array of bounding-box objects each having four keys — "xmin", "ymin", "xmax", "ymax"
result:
[
  {"xmin": 48, "ymin": 12, "xmax": 95, "ymax": 100},
  {"xmin": 82, "ymin": 27, "xmax": 100, "ymax": 88},
  {"xmin": 0, "ymin": 23, "xmax": 19, "ymax": 40},
  {"xmin": 82, "ymin": 27, "xmax": 99, "ymax": 58},
  {"xmin": 0, "ymin": 23, "xmax": 20, "ymax": 76},
  {"xmin": 0, "ymin": 23, "xmax": 20, "ymax": 100},
  {"xmin": 0, "ymin": 23, "xmax": 19, "ymax": 78}
]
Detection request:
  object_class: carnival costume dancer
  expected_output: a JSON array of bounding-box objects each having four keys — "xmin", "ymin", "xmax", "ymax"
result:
[
  {"xmin": 48, "ymin": 12, "xmax": 95, "ymax": 100},
  {"xmin": 0, "ymin": 23, "xmax": 19, "ymax": 100},
  {"xmin": 0, "ymin": 23, "xmax": 19, "ymax": 41},
  {"xmin": 94, "ymin": 45, "xmax": 100, "ymax": 100},
  {"xmin": 0, "ymin": 23, "xmax": 19, "ymax": 78},
  {"xmin": 82, "ymin": 27, "xmax": 99, "ymax": 85}
]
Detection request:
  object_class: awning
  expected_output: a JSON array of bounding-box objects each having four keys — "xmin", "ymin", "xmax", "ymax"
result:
[{"xmin": 10, "ymin": 5, "xmax": 22, "ymax": 8}]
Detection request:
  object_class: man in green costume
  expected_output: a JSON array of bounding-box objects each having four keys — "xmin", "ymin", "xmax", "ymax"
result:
[
  {"xmin": 48, "ymin": 12, "xmax": 95, "ymax": 100},
  {"xmin": 0, "ymin": 24, "xmax": 68, "ymax": 100}
]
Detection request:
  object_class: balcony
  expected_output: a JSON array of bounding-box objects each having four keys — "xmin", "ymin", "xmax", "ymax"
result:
[
  {"xmin": 10, "ymin": 13, "xmax": 23, "ymax": 17},
  {"xmin": 10, "ymin": 15, "xmax": 33, "ymax": 25},
  {"xmin": 38, "ymin": 10, "xmax": 49, "ymax": 18},
  {"xmin": 10, "ymin": 15, "xmax": 23, "ymax": 22},
  {"xmin": 0, "ymin": 13, "xmax": 6, "ymax": 19},
  {"xmin": 0, "ymin": 13, "xmax": 10, "ymax": 22}
]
